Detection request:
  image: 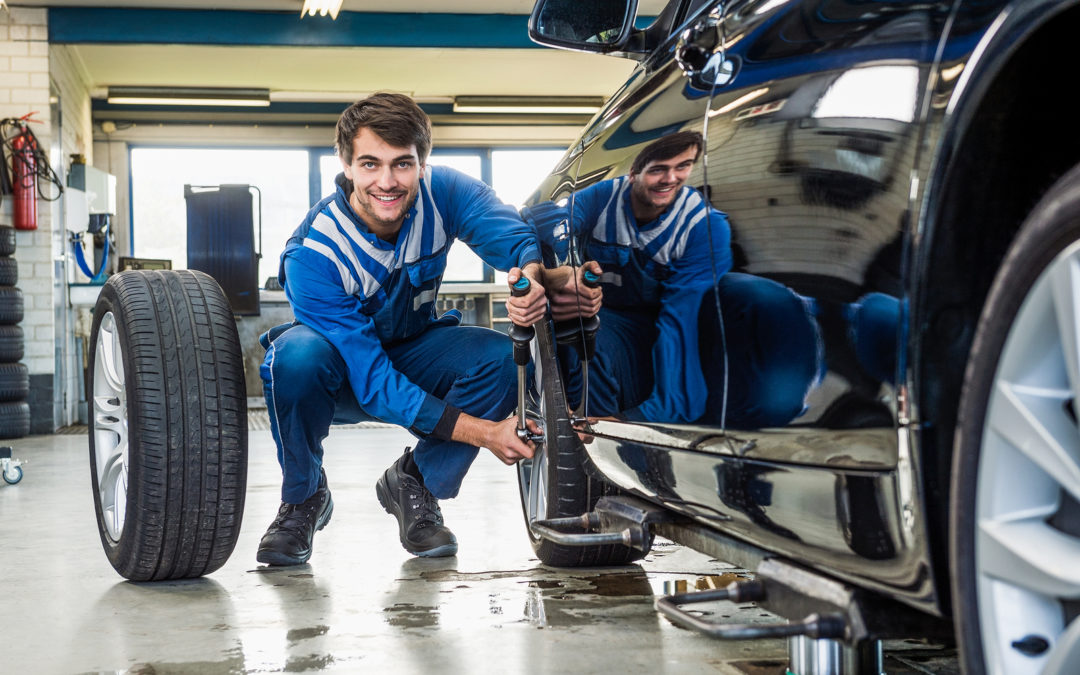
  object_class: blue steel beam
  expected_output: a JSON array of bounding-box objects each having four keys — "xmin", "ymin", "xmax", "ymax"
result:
[{"xmin": 48, "ymin": 8, "xmax": 537, "ymax": 48}]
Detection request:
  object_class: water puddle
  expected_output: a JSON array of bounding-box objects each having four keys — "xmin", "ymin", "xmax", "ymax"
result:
[{"xmin": 383, "ymin": 602, "xmax": 439, "ymax": 629}]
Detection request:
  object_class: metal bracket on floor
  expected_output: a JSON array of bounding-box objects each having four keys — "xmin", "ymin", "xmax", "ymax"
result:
[
  {"xmin": 655, "ymin": 558, "xmax": 895, "ymax": 674},
  {"xmin": 656, "ymin": 580, "xmax": 846, "ymax": 641},
  {"xmin": 529, "ymin": 495, "xmax": 681, "ymax": 552}
]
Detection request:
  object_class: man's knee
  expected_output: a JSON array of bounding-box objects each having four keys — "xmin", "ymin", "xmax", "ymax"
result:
[
  {"xmin": 261, "ymin": 325, "xmax": 344, "ymax": 392},
  {"xmin": 461, "ymin": 335, "xmax": 518, "ymax": 417}
]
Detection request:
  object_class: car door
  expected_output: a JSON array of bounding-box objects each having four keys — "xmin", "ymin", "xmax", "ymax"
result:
[{"xmin": 571, "ymin": 0, "xmax": 960, "ymax": 605}]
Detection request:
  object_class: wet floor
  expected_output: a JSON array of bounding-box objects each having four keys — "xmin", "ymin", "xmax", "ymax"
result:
[{"xmin": 0, "ymin": 427, "xmax": 956, "ymax": 674}]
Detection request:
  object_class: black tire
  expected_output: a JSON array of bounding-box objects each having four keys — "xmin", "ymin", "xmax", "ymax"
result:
[
  {"xmin": 517, "ymin": 321, "xmax": 648, "ymax": 566},
  {"xmin": 952, "ymin": 164, "xmax": 1080, "ymax": 674},
  {"xmin": 0, "ymin": 257, "xmax": 16, "ymax": 286},
  {"xmin": 0, "ymin": 325, "xmax": 24, "ymax": 362},
  {"xmin": 0, "ymin": 226, "xmax": 14, "ymax": 256},
  {"xmin": 88, "ymin": 269, "xmax": 248, "ymax": 581},
  {"xmin": 0, "ymin": 401, "xmax": 29, "ymax": 439},
  {"xmin": 0, "ymin": 362, "xmax": 28, "ymax": 401},
  {"xmin": 0, "ymin": 287, "xmax": 23, "ymax": 325}
]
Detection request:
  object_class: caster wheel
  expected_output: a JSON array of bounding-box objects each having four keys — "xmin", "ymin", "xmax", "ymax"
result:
[{"xmin": 3, "ymin": 464, "xmax": 22, "ymax": 484}]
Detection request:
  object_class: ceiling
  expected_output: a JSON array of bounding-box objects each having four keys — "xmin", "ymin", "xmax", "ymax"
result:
[{"xmin": 8, "ymin": 1, "xmax": 669, "ymax": 110}]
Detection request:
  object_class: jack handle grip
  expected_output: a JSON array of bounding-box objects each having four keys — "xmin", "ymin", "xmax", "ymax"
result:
[
  {"xmin": 508, "ymin": 276, "xmax": 534, "ymax": 366},
  {"xmin": 579, "ymin": 268, "xmax": 600, "ymax": 360}
]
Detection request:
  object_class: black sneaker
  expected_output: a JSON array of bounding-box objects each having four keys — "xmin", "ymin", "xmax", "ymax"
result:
[
  {"xmin": 375, "ymin": 449, "xmax": 458, "ymax": 557},
  {"xmin": 257, "ymin": 469, "xmax": 334, "ymax": 566}
]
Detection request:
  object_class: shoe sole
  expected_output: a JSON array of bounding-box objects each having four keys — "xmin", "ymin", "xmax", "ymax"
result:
[
  {"xmin": 415, "ymin": 542, "xmax": 458, "ymax": 558},
  {"xmin": 376, "ymin": 476, "xmax": 458, "ymax": 558},
  {"xmin": 256, "ymin": 497, "xmax": 335, "ymax": 566}
]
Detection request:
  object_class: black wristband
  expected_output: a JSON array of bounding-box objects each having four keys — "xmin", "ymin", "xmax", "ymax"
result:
[{"xmin": 428, "ymin": 404, "xmax": 463, "ymax": 442}]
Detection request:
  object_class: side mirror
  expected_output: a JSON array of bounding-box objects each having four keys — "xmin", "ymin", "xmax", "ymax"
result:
[{"xmin": 528, "ymin": 0, "xmax": 638, "ymax": 53}]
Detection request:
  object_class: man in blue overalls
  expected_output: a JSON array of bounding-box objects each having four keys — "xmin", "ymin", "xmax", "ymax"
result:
[
  {"xmin": 532, "ymin": 131, "xmax": 819, "ymax": 428},
  {"xmin": 258, "ymin": 93, "xmax": 546, "ymax": 565}
]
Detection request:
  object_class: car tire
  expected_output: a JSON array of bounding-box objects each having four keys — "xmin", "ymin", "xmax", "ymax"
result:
[
  {"xmin": 89, "ymin": 270, "xmax": 248, "ymax": 581},
  {"xmin": 0, "ymin": 226, "xmax": 14, "ymax": 257},
  {"xmin": 0, "ymin": 325, "xmax": 24, "ymax": 362},
  {"xmin": 0, "ymin": 362, "xmax": 29, "ymax": 401},
  {"xmin": 0, "ymin": 400, "xmax": 29, "ymax": 439},
  {"xmin": 0, "ymin": 287, "xmax": 23, "ymax": 325},
  {"xmin": 517, "ymin": 321, "xmax": 648, "ymax": 567},
  {"xmin": 952, "ymin": 164, "xmax": 1080, "ymax": 674},
  {"xmin": 0, "ymin": 257, "xmax": 17, "ymax": 287}
]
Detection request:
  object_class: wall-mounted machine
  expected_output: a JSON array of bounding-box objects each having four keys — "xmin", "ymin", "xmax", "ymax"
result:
[{"xmin": 67, "ymin": 162, "xmax": 117, "ymax": 284}]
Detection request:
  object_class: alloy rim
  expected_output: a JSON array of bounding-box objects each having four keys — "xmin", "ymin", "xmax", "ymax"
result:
[
  {"xmin": 518, "ymin": 412, "xmax": 549, "ymax": 529},
  {"xmin": 978, "ymin": 240, "xmax": 1080, "ymax": 674},
  {"xmin": 93, "ymin": 311, "xmax": 129, "ymax": 542}
]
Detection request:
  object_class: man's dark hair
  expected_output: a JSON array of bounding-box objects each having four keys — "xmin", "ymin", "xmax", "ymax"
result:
[
  {"xmin": 335, "ymin": 92, "xmax": 432, "ymax": 164},
  {"xmin": 630, "ymin": 131, "xmax": 704, "ymax": 175}
]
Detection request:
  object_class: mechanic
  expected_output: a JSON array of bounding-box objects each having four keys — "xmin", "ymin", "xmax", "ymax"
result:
[
  {"xmin": 257, "ymin": 92, "xmax": 545, "ymax": 566},
  {"xmin": 529, "ymin": 131, "xmax": 819, "ymax": 428}
]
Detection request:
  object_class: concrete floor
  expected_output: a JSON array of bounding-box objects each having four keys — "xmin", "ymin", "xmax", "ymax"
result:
[{"xmin": 0, "ymin": 427, "xmax": 956, "ymax": 674}]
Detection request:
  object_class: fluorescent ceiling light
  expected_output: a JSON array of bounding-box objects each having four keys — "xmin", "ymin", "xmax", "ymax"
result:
[
  {"xmin": 301, "ymin": 0, "xmax": 344, "ymax": 20},
  {"xmin": 708, "ymin": 88, "xmax": 770, "ymax": 117},
  {"xmin": 106, "ymin": 87, "xmax": 271, "ymax": 107},
  {"xmin": 813, "ymin": 65, "xmax": 918, "ymax": 123},
  {"xmin": 453, "ymin": 96, "xmax": 604, "ymax": 115}
]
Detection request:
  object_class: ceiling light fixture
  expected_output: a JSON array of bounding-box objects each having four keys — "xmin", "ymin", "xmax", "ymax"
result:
[
  {"xmin": 301, "ymin": 0, "xmax": 344, "ymax": 20},
  {"xmin": 453, "ymin": 96, "xmax": 604, "ymax": 115},
  {"xmin": 106, "ymin": 87, "xmax": 271, "ymax": 107}
]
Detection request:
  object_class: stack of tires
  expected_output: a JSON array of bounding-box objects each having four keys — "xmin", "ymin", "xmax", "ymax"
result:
[{"xmin": 0, "ymin": 226, "xmax": 29, "ymax": 439}]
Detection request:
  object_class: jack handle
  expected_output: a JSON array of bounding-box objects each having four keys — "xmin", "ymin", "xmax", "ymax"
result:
[{"xmin": 509, "ymin": 277, "xmax": 542, "ymax": 443}]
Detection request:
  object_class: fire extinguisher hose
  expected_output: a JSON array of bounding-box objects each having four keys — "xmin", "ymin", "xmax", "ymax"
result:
[{"xmin": 1, "ymin": 115, "xmax": 65, "ymax": 200}]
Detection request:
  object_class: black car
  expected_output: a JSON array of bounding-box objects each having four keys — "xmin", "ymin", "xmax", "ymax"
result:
[{"xmin": 513, "ymin": 1, "xmax": 1080, "ymax": 673}]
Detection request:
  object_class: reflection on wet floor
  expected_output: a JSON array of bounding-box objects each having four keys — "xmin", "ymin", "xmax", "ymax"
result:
[{"xmin": 3, "ymin": 430, "xmax": 958, "ymax": 674}]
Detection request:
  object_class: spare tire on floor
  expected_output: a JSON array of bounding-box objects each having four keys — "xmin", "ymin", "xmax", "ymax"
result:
[{"xmin": 88, "ymin": 270, "xmax": 248, "ymax": 581}]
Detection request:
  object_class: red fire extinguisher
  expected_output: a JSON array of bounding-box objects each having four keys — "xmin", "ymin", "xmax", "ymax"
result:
[{"xmin": 11, "ymin": 123, "xmax": 37, "ymax": 231}]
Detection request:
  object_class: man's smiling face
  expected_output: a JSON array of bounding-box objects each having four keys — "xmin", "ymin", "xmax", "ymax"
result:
[
  {"xmin": 628, "ymin": 144, "xmax": 699, "ymax": 222},
  {"xmin": 342, "ymin": 127, "xmax": 424, "ymax": 236}
]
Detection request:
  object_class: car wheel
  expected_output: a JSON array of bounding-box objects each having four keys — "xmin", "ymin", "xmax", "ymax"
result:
[
  {"xmin": 517, "ymin": 323, "xmax": 646, "ymax": 567},
  {"xmin": 89, "ymin": 270, "xmax": 248, "ymax": 581},
  {"xmin": 953, "ymin": 164, "xmax": 1080, "ymax": 674}
]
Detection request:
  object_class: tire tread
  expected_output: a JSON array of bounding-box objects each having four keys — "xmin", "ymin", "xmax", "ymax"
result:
[{"xmin": 89, "ymin": 270, "xmax": 247, "ymax": 581}]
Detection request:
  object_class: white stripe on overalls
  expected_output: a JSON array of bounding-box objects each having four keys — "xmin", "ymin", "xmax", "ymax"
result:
[
  {"xmin": 300, "ymin": 178, "xmax": 448, "ymax": 300},
  {"xmin": 590, "ymin": 178, "xmax": 707, "ymax": 266}
]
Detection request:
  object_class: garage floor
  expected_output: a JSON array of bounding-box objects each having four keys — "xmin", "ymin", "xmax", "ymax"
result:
[{"xmin": 0, "ymin": 425, "xmax": 956, "ymax": 674}]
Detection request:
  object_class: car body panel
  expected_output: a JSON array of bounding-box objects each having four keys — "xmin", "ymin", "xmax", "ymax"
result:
[{"xmin": 526, "ymin": 0, "xmax": 1079, "ymax": 620}]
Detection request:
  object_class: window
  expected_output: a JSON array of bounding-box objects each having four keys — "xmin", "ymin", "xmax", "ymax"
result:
[
  {"xmin": 491, "ymin": 149, "xmax": 565, "ymax": 284},
  {"xmin": 429, "ymin": 153, "xmax": 486, "ymax": 282},
  {"xmin": 130, "ymin": 148, "xmax": 310, "ymax": 286},
  {"xmin": 132, "ymin": 146, "xmax": 566, "ymax": 290},
  {"xmin": 492, "ymin": 149, "xmax": 565, "ymax": 209}
]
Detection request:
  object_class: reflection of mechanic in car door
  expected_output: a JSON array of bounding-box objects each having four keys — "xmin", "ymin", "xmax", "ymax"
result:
[
  {"xmin": 529, "ymin": 131, "xmax": 731, "ymax": 422},
  {"xmin": 257, "ymin": 93, "xmax": 545, "ymax": 568},
  {"xmin": 529, "ymin": 131, "xmax": 820, "ymax": 427}
]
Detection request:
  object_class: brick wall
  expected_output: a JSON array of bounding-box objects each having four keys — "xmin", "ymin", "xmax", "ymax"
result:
[{"xmin": 1, "ymin": 7, "xmax": 93, "ymax": 432}]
